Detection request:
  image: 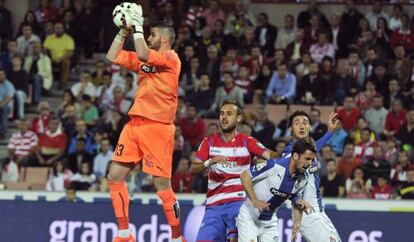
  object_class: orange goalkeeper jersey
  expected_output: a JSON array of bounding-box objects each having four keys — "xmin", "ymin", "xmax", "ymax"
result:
[{"xmin": 114, "ymin": 49, "xmax": 181, "ymax": 124}]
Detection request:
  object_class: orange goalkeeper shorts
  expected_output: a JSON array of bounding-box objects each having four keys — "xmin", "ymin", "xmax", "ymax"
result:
[{"xmin": 112, "ymin": 116, "xmax": 175, "ymax": 178}]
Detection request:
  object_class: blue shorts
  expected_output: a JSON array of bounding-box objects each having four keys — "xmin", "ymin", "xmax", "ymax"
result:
[{"xmin": 196, "ymin": 201, "xmax": 243, "ymax": 242}]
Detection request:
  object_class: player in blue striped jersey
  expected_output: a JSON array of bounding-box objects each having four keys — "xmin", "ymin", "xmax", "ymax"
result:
[
  {"xmin": 282, "ymin": 111, "xmax": 342, "ymax": 242},
  {"xmin": 236, "ymin": 138, "xmax": 317, "ymax": 242}
]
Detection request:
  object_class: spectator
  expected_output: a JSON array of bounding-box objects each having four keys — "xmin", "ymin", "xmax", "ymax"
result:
[
  {"xmin": 370, "ymin": 60, "xmax": 391, "ymax": 96},
  {"xmin": 245, "ymin": 45, "xmax": 266, "ymax": 76},
  {"xmin": 364, "ymin": 46, "xmax": 378, "ymax": 77},
  {"xmin": 309, "ymin": 108, "xmax": 327, "ymax": 140},
  {"xmin": 390, "ymin": 150, "xmax": 411, "ymax": 188},
  {"xmin": 179, "ymin": 104, "xmax": 206, "ymax": 150},
  {"xmin": 255, "ymin": 12, "xmax": 277, "ymax": 57},
  {"xmin": 346, "ymin": 166, "xmax": 372, "ymax": 199},
  {"xmin": 238, "ymin": 27, "xmax": 259, "ymax": 58},
  {"xmin": 234, "ymin": 65, "xmax": 253, "ymax": 103},
  {"xmin": 396, "ymin": 108, "xmax": 414, "ymax": 148},
  {"xmin": 101, "ymin": 86, "xmax": 131, "ymax": 119},
  {"xmin": 319, "ymin": 145, "xmax": 336, "ymax": 177},
  {"xmin": 95, "ymin": 71, "xmax": 114, "ymax": 106},
  {"xmin": 189, "ymin": 73, "xmax": 215, "ymax": 117},
  {"xmin": 67, "ymin": 119, "xmax": 95, "ymax": 155},
  {"xmin": 285, "ymin": 28, "xmax": 310, "ymax": 63},
  {"xmin": 225, "ymin": 0, "xmax": 256, "ymax": 33},
  {"xmin": 309, "ymin": 32, "xmax": 335, "ymax": 64},
  {"xmin": 297, "ymin": 62, "xmax": 326, "ymax": 105},
  {"xmin": 337, "ymin": 142, "xmax": 363, "ymax": 179},
  {"xmin": 375, "ymin": 17, "xmax": 392, "ymax": 58},
  {"xmin": 180, "ymin": 57, "xmax": 201, "ymax": 94},
  {"xmin": 357, "ymin": 29, "xmax": 375, "ymax": 60},
  {"xmin": 0, "ymin": 69, "xmax": 15, "ymax": 139},
  {"xmin": 320, "ymin": 159, "xmax": 345, "ymax": 198},
  {"xmin": 390, "ymin": 14, "xmax": 414, "ymax": 54},
  {"xmin": 212, "ymin": 72, "xmax": 244, "ymax": 113},
  {"xmin": 326, "ymin": 120, "xmax": 348, "ymax": 155},
  {"xmin": 8, "ymin": 118, "xmax": 38, "ymax": 166},
  {"xmin": 71, "ymin": 70, "xmax": 96, "ymax": 101},
  {"xmin": 253, "ymin": 64, "xmax": 272, "ymax": 103},
  {"xmin": 46, "ymin": 160, "xmax": 73, "ymax": 191},
  {"xmin": 354, "ymin": 80, "xmax": 377, "ymax": 112},
  {"xmin": 16, "ymin": 10, "xmax": 42, "ymax": 38},
  {"xmin": 61, "ymin": 104, "xmax": 77, "ymax": 133},
  {"xmin": 305, "ymin": 14, "xmax": 329, "ymax": 44},
  {"xmin": 355, "ymin": 127, "xmax": 377, "ymax": 162},
  {"xmin": 31, "ymin": 101, "xmax": 51, "ymax": 135},
  {"xmin": 388, "ymin": 45, "xmax": 412, "ymax": 89},
  {"xmin": 389, "ymin": 3, "xmax": 403, "ymax": 31},
  {"xmin": 9, "ymin": 56, "xmax": 30, "ymax": 118},
  {"xmin": 0, "ymin": 158, "xmax": 18, "ymax": 183},
  {"xmin": 365, "ymin": 146, "xmax": 391, "ymax": 185},
  {"xmin": 16, "ymin": 24, "xmax": 41, "ymax": 57},
  {"xmin": 212, "ymin": 19, "xmax": 235, "ymax": 53},
  {"xmin": 70, "ymin": 161, "xmax": 96, "ymax": 191},
  {"xmin": 329, "ymin": 13, "xmax": 352, "ymax": 59},
  {"xmin": 364, "ymin": 95, "xmax": 388, "ymax": 135},
  {"xmin": 93, "ymin": 138, "xmax": 112, "ymax": 181},
  {"xmin": 0, "ymin": 0, "xmax": 12, "ymax": 49},
  {"xmin": 371, "ymin": 176, "xmax": 393, "ymax": 200},
  {"xmin": 203, "ymin": 45, "xmax": 221, "ymax": 87},
  {"xmin": 397, "ymin": 168, "xmax": 414, "ymax": 199},
  {"xmin": 266, "ymin": 62, "xmax": 296, "ymax": 104},
  {"xmin": 172, "ymin": 158, "xmax": 193, "ymax": 193},
  {"xmin": 98, "ymin": 110, "xmax": 127, "ymax": 147},
  {"xmin": 333, "ymin": 61, "xmax": 358, "ymax": 104},
  {"xmin": 365, "ymin": 0, "xmax": 389, "ymax": 31},
  {"xmin": 35, "ymin": 116, "xmax": 67, "ymax": 167},
  {"xmin": 341, "ymin": 0, "xmax": 364, "ymax": 42},
  {"xmin": 123, "ymin": 73, "xmax": 137, "ymax": 101},
  {"xmin": 351, "ymin": 116, "xmax": 376, "ymax": 145},
  {"xmin": 384, "ymin": 79, "xmax": 405, "ymax": 110},
  {"xmin": 0, "ymin": 40, "xmax": 18, "ymax": 74},
  {"xmin": 294, "ymin": 52, "xmax": 312, "ymax": 81},
  {"xmin": 383, "ymin": 98, "xmax": 407, "ymax": 138},
  {"xmin": 384, "ymin": 138, "xmax": 398, "ymax": 165},
  {"xmin": 337, "ymin": 96, "xmax": 362, "ymax": 131},
  {"xmin": 77, "ymin": 94, "xmax": 98, "ymax": 127},
  {"xmin": 172, "ymin": 125, "xmax": 184, "ymax": 176},
  {"xmin": 297, "ymin": 0, "xmax": 329, "ymax": 30},
  {"xmin": 270, "ymin": 49, "xmax": 287, "ymax": 72},
  {"xmin": 111, "ymin": 68, "xmax": 137, "ymax": 92},
  {"xmin": 251, "ymin": 106, "xmax": 275, "ymax": 149},
  {"xmin": 23, "ymin": 41, "xmax": 53, "ymax": 100},
  {"xmin": 67, "ymin": 137, "xmax": 94, "ymax": 173},
  {"xmin": 221, "ymin": 47, "xmax": 243, "ymax": 77},
  {"xmin": 275, "ymin": 14, "xmax": 296, "ymax": 50},
  {"xmin": 274, "ymin": 139, "xmax": 287, "ymax": 155},
  {"xmin": 43, "ymin": 22, "xmax": 74, "ymax": 89},
  {"xmin": 348, "ymin": 48, "xmax": 366, "ymax": 89},
  {"xmin": 201, "ymin": 0, "xmax": 225, "ymax": 27}
]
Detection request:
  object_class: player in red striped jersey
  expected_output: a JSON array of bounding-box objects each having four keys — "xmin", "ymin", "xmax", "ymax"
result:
[{"xmin": 190, "ymin": 99, "xmax": 277, "ymax": 242}]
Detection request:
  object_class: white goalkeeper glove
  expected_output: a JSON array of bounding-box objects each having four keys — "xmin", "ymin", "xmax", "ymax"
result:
[{"xmin": 123, "ymin": 3, "xmax": 144, "ymax": 40}]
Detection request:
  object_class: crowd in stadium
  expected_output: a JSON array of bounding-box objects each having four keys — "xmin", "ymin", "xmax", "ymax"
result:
[{"xmin": 0, "ymin": 0, "xmax": 413, "ymax": 200}]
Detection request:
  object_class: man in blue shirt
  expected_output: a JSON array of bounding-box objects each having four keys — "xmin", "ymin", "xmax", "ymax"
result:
[
  {"xmin": 0, "ymin": 68, "xmax": 15, "ymax": 139},
  {"xmin": 265, "ymin": 61, "xmax": 296, "ymax": 103},
  {"xmin": 237, "ymin": 138, "xmax": 316, "ymax": 242}
]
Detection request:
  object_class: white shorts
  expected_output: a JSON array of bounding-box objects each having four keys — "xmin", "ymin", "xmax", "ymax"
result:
[
  {"xmin": 300, "ymin": 211, "xmax": 341, "ymax": 242},
  {"xmin": 236, "ymin": 200, "xmax": 279, "ymax": 242}
]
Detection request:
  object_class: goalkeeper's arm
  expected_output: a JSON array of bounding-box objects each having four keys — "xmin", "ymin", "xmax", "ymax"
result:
[
  {"xmin": 106, "ymin": 28, "xmax": 129, "ymax": 62},
  {"xmin": 129, "ymin": 6, "xmax": 149, "ymax": 62}
]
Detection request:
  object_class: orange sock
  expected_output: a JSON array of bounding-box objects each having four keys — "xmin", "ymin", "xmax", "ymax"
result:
[
  {"xmin": 109, "ymin": 181, "xmax": 130, "ymax": 230},
  {"xmin": 157, "ymin": 188, "xmax": 182, "ymax": 239}
]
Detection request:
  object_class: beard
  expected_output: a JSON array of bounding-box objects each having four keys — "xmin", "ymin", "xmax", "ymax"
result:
[
  {"xmin": 220, "ymin": 122, "xmax": 237, "ymax": 134},
  {"xmin": 149, "ymin": 39, "xmax": 161, "ymax": 51}
]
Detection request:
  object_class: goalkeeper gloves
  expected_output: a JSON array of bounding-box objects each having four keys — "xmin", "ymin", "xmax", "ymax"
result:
[{"xmin": 124, "ymin": 3, "xmax": 144, "ymax": 40}]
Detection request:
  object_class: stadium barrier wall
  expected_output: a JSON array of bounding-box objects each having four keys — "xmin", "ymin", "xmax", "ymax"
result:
[{"xmin": 0, "ymin": 191, "xmax": 413, "ymax": 242}]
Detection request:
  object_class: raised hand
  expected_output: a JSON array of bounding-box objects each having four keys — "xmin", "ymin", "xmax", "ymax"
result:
[{"xmin": 327, "ymin": 112, "xmax": 339, "ymax": 133}]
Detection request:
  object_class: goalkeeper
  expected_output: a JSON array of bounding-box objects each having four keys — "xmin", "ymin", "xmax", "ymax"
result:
[{"xmin": 106, "ymin": 3, "xmax": 184, "ymax": 242}]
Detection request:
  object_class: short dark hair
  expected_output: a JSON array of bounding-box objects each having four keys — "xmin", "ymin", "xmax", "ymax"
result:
[
  {"xmin": 153, "ymin": 21, "xmax": 175, "ymax": 45},
  {"xmin": 362, "ymin": 127, "xmax": 371, "ymax": 133},
  {"xmin": 289, "ymin": 110, "xmax": 311, "ymax": 127},
  {"xmin": 221, "ymin": 99, "xmax": 242, "ymax": 115},
  {"xmin": 292, "ymin": 138, "xmax": 316, "ymax": 156},
  {"xmin": 326, "ymin": 158, "xmax": 336, "ymax": 164},
  {"xmin": 82, "ymin": 94, "xmax": 92, "ymax": 102},
  {"xmin": 310, "ymin": 108, "xmax": 321, "ymax": 116},
  {"xmin": 222, "ymin": 71, "xmax": 233, "ymax": 78}
]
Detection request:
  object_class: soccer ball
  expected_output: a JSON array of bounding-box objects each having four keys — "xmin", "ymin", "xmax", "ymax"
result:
[
  {"xmin": 112, "ymin": 5, "xmax": 133, "ymax": 29},
  {"xmin": 119, "ymin": 2, "xmax": 142, "ymax": 16}
]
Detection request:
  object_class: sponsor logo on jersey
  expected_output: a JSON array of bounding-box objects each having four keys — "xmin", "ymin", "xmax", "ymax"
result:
[
  {"xmin": 141, "ymin": 64, "xmax": 156, "ymax": 73},
  {"xmin": 270, "ymin": 188, "xmax": 291, "ymax": 199}
]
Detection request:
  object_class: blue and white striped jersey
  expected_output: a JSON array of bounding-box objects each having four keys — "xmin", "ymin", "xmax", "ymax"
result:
[
  {"xmin": 282, "ymin": 132, "xmax": 333, "ymax": 213},
  {"xmin": 247, "ymin": 156, "xmax": 309, "ymax": 221}
]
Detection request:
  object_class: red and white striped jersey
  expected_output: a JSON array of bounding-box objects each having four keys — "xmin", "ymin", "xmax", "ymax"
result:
[
  {"xmin": 8, "ymin": 130, "xmax": 38, "ymax": 159},
  {"xmin": 194, "ymin": 132, "xmax": 266, "ymax": 206}
]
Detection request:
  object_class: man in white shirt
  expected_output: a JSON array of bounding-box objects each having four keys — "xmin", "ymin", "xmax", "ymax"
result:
[
  {"xmin": 16, "ymin": 24, "xmax": 41, "ymax": 56},
  {"xmin": 93, "ymin": 138, "xmax": 113, "ymax": 180},
  {"xmin": 310, "ymin": 32, "xmax": 335, "ymax": 64},
  {"xmin": 71, "ymin": 70, "xmax": 96, "ymax": 101},
  {"xmin": 276, "ymin": 14, "xmax": 297, "ymax": 49}
]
